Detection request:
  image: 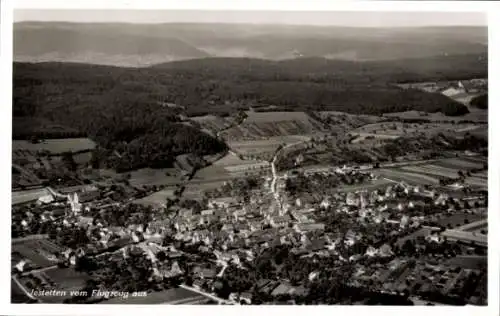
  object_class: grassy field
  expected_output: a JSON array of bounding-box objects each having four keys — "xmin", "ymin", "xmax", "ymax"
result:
[
  {"xmin": 222, "ymin": 111, "xmax": 322, "ymax": 141},
  {"xmin": 39, "ymin": 268, "xmax": 90, "ymax": 291},
  {"xmin": 378, "ymin": 157, "xmax": 487, "ymax": 188},
  {"xmin": 12, "ymin": 239, "xmax": 61, "ymax": 268},
  {"xmin": 12, "ymin": 187, "xmax": 52, "ymax": 205},
  {"xmin": 133, "ymin": 188, "xmax": 176, "ymax": 207},
  {"xmin": 128, "ymin": 168, "xmax": 182, "ymax": 187},
  {"xmin": 229, "ymin": 135, "xmax": 309, "ymax": 156},
  {"xmin": 195, "ymin": 153, "xmax": 270, "ymax": 182},
  {"xmin": 12, "ymin": 138, "xmax": 96, "ymax": 154},
  {"xmin": 351, "ymin": 121, "xmax": 484, "ymax": 139},
  {"xmin": 190, "ymin": 115, "xmax": 233, "ymax": 135},
  {"xmin": 382, "ymin": 110, "xmax": 487, "ymax": 123},
  {"xmin": 374, "ymin": 169, "xmax": 440, "ymax": 186},
  {"xmin": 445, "ymin": 256, "xmax": 486, "ymax": 270},
  {"xmin": 401, "ymin": 164, "xmax": 460, "ymax": 179},
  {"xmin": 434, "ymin": 158, "xmax": 485, "ymax": 170},
  {"xmin": 183, "ymin": 181, "xmax": 228, "ymax": 200},
  {"xmin": 436, "ymin": 212, "xmax": 485, "ymax": 228}
]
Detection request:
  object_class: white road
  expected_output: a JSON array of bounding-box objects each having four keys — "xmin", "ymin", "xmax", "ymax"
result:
[
  {"xmin": 179, "ymin": 284, "xmax": 235, "ymax": 305},
  {"xmin": 12, "ymin": 275, "xmax": 40, "ymax": 302}
]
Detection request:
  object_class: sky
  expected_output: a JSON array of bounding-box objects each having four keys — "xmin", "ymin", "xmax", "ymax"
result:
[{"xmin": 14, "ymin": 10, "xmax": 487, "ymax": 28}]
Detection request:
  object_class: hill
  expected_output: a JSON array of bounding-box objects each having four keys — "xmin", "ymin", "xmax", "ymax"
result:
[
  {"xmin": 14, "ymin": 56, "xmax": 481, "ymax": 119},
  {"xmin": 14, "ymin": 22, "xmax": 487, "ymax": 67},
  {"xmin": 470, "ymin": 94, "xmax": 488, "ymax": 109},
  {"xmin": 13, "ymin": 54, "xmax": 483, "ymax": 170}
]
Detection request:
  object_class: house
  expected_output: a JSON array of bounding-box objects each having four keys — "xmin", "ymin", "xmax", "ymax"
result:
[
  {"xmin": 306, "ymin": 238, "xmax": 326, "ymax": 252},
  {"xmin": 221, "ymin": 223, "xmax": 234, "ymax": 232},
  {"xmin": 229, "ymin": 292, "xmax": 239, "ymax": 302},
  {"xmin": 78, "ymin": 216, "xmax": 93, "ymax": 227},
  {"xmin": 270, "ymin": 215, "xmax": 290, "ymax": 228},
  {"xmin": 378, "ymin": 244, "xmax": 394, "ymax": 257},
  {"xmin": 249, "ymin": 220, "xmax": 263, "ymax": 231},
  {"xmin": 271, "ymin": 282, "xmax": 293, "ymax": 296},
  {"xmin": 232, "ymin": 209, "xmax": 247, "ymax": 221},
  {"xmin": 199, "ymin": 214, "xmax": 216, "ymax": 226},
  {"xmin": 208, "ymin": 197, "xmax": 238, "ymax": 209},
  {"xmin": 77, "ymin": 189, "xmax": 101, "ymax": 203},
  {"xmin": 200, "ymin": 209, "xmax": 213, "ymax": 216},
  {"xmin": 294, "ymin": 223, "xmax": 325, "ymax": 233},
  {"xmin": 239, "ymin": 292, "xmax": 252, "ymax": 304},
  {"xmin": 198, "ymin": 268, "xmax": 217, "ymax": 279},
  {"xmin": 193, "ymin": 279, "xmax": 205, "ymax": 290}
]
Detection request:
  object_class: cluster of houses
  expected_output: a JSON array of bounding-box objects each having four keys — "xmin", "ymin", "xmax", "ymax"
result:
[{"xmin": 11, "ymin": 165, "xmax": 488, "ymax": 305}]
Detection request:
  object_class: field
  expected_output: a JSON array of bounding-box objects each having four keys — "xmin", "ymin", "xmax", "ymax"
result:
[
  {"xmin": 436, "ymin": 212, "xmax": 485, "ymax": 229},
  {"xmin": 12, "ymin": 238, "xmax": 62, "ymax": 268},
  {"xmin": 12, "ymin": 187, "xmax": 52, "ymax": 205},
  {"xmin": 382, "ymin": 110, "xmax": 487, "ymax": 124},
  {"xmin": 39, "ymin": 268, "xmax": 90, "ymax": 292},
  {"xmin": 374, "ymin": 169, "xmax": 440, "ymax": 186},
  {"xmin": 190, "ymin": 115, "xmax": 233, "ymax": 136},
  {"xmin": 221, "ymin": 111, "xmax": 323, "ymax": 141},
  {"xmin": 396, "ymin": 227, "xmax": 441, "ymax": 247},
  {"xmin": 183, "ymin": 181, "xmax": 229, "ymax": 200},
  {"xmin": 334, "ymin": 178, "xmax": 393, "ymax": 193},
  {"xmin": 133, "ymin": 188, "xmax": 176, "ymax": 207},
  {"xmin": 350, "ymin": 122, "xmax": 486, "ymax": 141},
  {"xmin": 128, "ymin": 168, "xmax": 182, "ymax": 188},
  {"xmin": 229, "ymin": 135, "xmax": 309, "ymax": 158},
  {"xmin": 194, "ymin": 153, "xmax": 271, "ymax": 184},
  {"xmin": 12, "ymin": 138, "xmax": 96, "ymax": 154},
  {"xmin": 445, "ymin": 256, "xmax": 486, "ymax": 270},
  {"xmin": 374, "ymin": 157, "xmax": 487, "ymax": 189}
]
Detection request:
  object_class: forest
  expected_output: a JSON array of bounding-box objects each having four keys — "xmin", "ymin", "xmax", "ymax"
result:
[
  {"xmin": 470, "ymin": 93, "xmax": 488, "ymax": 109},
  {"xmin": 13, "ymin": 54, "xmax": 484, "ymax": 171}
]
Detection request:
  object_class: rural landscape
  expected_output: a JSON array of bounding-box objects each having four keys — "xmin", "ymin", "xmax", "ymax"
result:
[{"xmin": 11, "ymin": 13, "xmax": 488, "ymax": 306}]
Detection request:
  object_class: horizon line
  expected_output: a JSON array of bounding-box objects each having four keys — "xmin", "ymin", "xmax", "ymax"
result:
[{"xmin": 13, "ymin": 20, "xmax": 488, "ymax": 29}]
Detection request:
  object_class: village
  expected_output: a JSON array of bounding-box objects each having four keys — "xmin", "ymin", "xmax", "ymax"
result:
[{"xmin": 11, "ymin": 156, "xmax": 487, "ymax": 305}]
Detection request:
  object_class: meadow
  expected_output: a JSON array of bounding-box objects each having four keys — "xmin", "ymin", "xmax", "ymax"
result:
[{"xmin": 12, "ymin": 138, "xmax": 96, "ymax": 154}]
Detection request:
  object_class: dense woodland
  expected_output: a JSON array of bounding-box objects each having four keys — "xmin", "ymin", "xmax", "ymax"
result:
[
  {"xmin": 470, "ymin": 94, "xmax": 488, "ymax": 109},
  {"xmin": 13, "ymin": 55, "xmax": 485, "ymax": 171}
]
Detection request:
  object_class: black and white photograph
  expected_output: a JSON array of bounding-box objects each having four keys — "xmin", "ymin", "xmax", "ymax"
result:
[{"xmin": 2, "ymin": 0, "xmax": 497, "ymax": 313}]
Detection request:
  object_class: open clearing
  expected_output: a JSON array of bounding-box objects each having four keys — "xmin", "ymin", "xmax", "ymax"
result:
[
  {"xmin": 12, "ymin": 239, "xmax": 62, "ymax": 268},
  {"xmin": 445, "ymin": 256, "xmax": 486, "ymax": 270},
  {"xmin": 335, "ymin": 178, "xmax": 393, "ymax": 192},
  {"xmin": 229, "ymin": 135, "xmax": 309, "ymax": 157},
  {"xmin": 12, "ymin": 187, "xmax": 52, "ymax": 205},
  {"xmin": 377, "ymin": 157, "xmax": 487, "ymax": 188},
  {"xmin": 133, "ymin": 188, "xmax": 176, "ymax": 207},
  {"xmin": 196, "ymin": 153, "xmax": 270, "ymax": 181},
  {"xmin": 435, "ymin": 158, "xmax": 485, "ymax": 170},
  {"xmin": 401, "ymin": 165, "xmax": 459, "ymax": 179},
  {"xmin": 374, "ymin": 169, "xmax": 439, "ymax": 186},
  {"xmin": 128, "ymin": 168, "xmax": 182, "ymax": 187},
  {"xmin": 382, "ymin": 110, "xmax": 487, "ymax": 124},
  {"xmin": 12, "ymin": 138, "xmax": 96, "ymax": 154},
  {"xmin": 351, "ymin": 122, "xmax": 485, "ymax": 140},
  {"xmin": 39, "ymin": 268, "xmax": 90, "ymax": 291},
  {"xmin": 221, "ymin": 111, "xmax": 323, "ymax": 141},
  {"xmin": 436, "ymin": 212, "xmax": 485, "ymax": 228},
  {"xmin": 190, "ymin": 115, "xmax": 233, "ymax": 135}
]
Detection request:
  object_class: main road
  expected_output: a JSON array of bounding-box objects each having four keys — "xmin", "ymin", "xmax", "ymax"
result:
[{"xmin": 178, "ymin": 284, "xmax": 236, "ymax": 305}]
